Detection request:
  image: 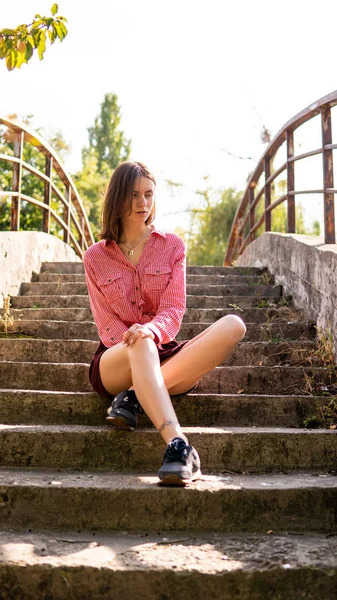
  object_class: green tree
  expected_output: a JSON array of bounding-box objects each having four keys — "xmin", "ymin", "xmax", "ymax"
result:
[
  {"xmin": 87, "ymin": 93, "xmax": 131, "ymax": 173},
  {"xmin": 0, "ymin": 115, "xmax": 70, "ymax": 233},
  {"xmin": 72, "ymin": 150, "xmax": 110, "ymax": 240},
  {"xmin": 74, "ymin": 92, "xmax": 132, "ymax": 238},
  {"xmin": 0, "ymin": 4, "xmax": 67, "ymax": 70},
  {"xmin": 187, "ymin": 186, "xmax": 241, "ymax": 265}
]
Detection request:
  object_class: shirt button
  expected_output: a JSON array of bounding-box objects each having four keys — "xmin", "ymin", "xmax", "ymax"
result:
[
  {"xmin": 110, "ymin": 337, "xmax": 114, "ymax": 341},
  {"xmin": 108, "ymin": 278, "xmax": 112, "ymax": 282},
  {"xmin": 156, "ymin": 269, "xmax": 160, "ymax": 274},
  {"xmin": 135, "ymin": 286, "xmax": 139, "ymax": 290},
  {"xmin": 132, "ymin": 301, "xmax": 136, "ymax": 305},
  {"xmin": 106, "ymin": 327, "xmax": 110, "ymax": 331}
]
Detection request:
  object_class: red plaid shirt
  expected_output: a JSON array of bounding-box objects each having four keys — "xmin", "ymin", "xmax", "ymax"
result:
[{"xmin": 83, "ymin": 225, "xmax": 186, "ymax": 348}]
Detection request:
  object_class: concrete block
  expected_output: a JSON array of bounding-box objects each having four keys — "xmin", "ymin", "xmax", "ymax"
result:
[{"xmin": 237, "ymin": 233, "xmax": 337, "ymax": 359}]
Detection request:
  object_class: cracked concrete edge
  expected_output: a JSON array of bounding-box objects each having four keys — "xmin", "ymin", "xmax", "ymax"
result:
[
  {"xmin": 0, "ymin": 232, "xmax": 80, "ymax": 308},
  {"xmin": 237, "ymin": 233, "xmax": 337, "ymax": 360}
]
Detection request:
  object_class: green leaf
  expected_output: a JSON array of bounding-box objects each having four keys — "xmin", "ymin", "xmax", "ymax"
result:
[
  {"xmin": 6, "ymin": 49, "xmax": 16, "ymax": 70},
  {"xmin": 51, "ymin": 3, "xmax": 58, "ymax": 16},
  {"xmin": 37, "ymin": 30, "xmax": 46, "ymax": 60},
  {"xmin": 58, "ymin": 21, "xmax": 68, "ymax": 40},
  {"xmin": 31, "ymin": 28, "xmax": 40, "ymax": 47},
  {"xmin": 52, "ymin": 21, "xmax": 63, "ymax": 41},
  {"xmin": 15, "ymin": 51, "xmax": 25, "ymax": 68},
  {"xmin": 25, "ymin": 41, "xmax": 33, "ymax": 61},
  {"xmin": 1, "ymin": 28, "xmax": 16, "ymax": 36}
]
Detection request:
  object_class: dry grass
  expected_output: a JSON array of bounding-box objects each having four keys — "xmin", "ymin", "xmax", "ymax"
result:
[{"xmin": 0, "ymin": 295, "xmax": 14, "ymax": 334}]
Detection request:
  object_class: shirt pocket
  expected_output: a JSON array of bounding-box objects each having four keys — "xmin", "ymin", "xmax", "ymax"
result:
[
  {"xmin": 97, "ymin": 273, "xmax": 125, "ymax": 303},
  {"xmin": 143, "ymin": 265, "xmax": 172, "ymax": 294}
]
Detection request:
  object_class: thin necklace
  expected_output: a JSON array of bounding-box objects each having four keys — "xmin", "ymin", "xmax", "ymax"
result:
[{"xmin": 118, "ymin": 231, "xmax": 150, "ymax": 256}]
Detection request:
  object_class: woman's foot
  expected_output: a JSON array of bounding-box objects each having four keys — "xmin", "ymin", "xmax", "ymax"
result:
[
  {"xmin": 106, "ymin": 390, "xmax": 143, "ymax": 431},
  {"xmin": 158, "ymin": 437, "xmax": 201, "ymax": 485}
]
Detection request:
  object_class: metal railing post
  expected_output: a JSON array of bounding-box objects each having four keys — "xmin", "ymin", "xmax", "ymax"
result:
[
  {"xmin": 64, "ymin": 186, "xmax": 71, "ymax": 245},
  {"xmin": 249, "ymin": 186, "xmax": 255, "ymax": 242},
  {"xmin": 321, "ymin": 106, "xmax": 336, "ymax": 244},
  {"xmin": 264, "ymin": 157, "xmax": 271, "ymax": 231},
  {"xmin": 43, "ymin": 156, "xmax": 52, "ymax": 234},
  {"xmin": 10, "ymin": 131, "xmax": 24, "ymax": 231},
  {"xmin": 286, "ymin": 130, "xmax": 295, "ymax": 233}
]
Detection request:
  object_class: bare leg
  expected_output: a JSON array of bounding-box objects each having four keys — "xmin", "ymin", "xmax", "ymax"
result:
[
  {"xmin": 99, "ymin": 337, "xmax": 188, "ymax": 444},
  {"xmin": 162, "ymin": 314, "xmax": 246, "ymax": 395},
  {"xmin": 99, "ymin": 315, "xmax": 245, "ymax": 437}
]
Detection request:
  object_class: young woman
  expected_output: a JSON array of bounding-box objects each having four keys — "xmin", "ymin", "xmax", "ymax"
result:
[{"xmin": 83, "ymin": 161, "xmax": 246, "ymax": 485}]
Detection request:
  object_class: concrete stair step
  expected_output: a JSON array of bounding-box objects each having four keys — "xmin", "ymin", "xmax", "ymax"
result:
[
  {"xmin": 0, "ymin": 425, "xmax": 336, "ymax": 472},
  {"xmin": 4, "ymin": 306, "xmax": 303, "ymax": 325},
  {"xmin": 20, "ymin": 282, "xmax": 282, "ymax": 297},
  {"xmin": 0, "ymin": 339, "xmax": 319, "ymax": 366},
  {"xmin": 41, "ymin": 261, "xmax": 266, "ymax": 276},
  {"xmin": 38, "ymin": 272, "xmax": 272, "ymax": 286},
  {"xmin": 0, "ymin": 389, "xmax": 328, "ymax": 428},
  {"xmin": 7, "ymin": 319, "xmax": 313, "ymax": 342},
  {"xmin": 10, "ymin": 294, "xmax": 287, "ymax": 309},
  {"xmin": 0, "ymin": 468, "xmax": 336, "ymax": 533},
  {"xmin": 1, "ymin": 362, "xmax": 332, "ymax": 394},
  {"xmin": 0, "ymin": 530, "xmax": 336, "ymax": 600}
]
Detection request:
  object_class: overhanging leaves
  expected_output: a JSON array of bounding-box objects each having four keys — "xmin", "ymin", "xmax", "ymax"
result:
[{"xmin": 0, "ymin": 5, "xmax": 68, "ymax": 70}]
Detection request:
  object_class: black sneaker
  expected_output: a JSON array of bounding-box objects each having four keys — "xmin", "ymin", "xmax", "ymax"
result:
[
  {"xmin": 157, "ymin": 437, "xmax": 201, "ymax": 486},
  {"xmin": 106, "ymin": 390, "xmax": 143, "ymax": 431}
]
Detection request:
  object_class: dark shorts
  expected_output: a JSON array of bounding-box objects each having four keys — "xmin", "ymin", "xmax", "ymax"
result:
[{"xmin": 89, "ymin": 339, "xmax": 189, "ymax": 402}]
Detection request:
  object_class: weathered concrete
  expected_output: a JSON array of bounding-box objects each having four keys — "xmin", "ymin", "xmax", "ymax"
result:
[
  {"xmin": 0, "ymin": 339, "xmax": 318, "ymax": 366},
  {"xmin": 237, "ymin": 233, "xmax": 337, "ymax": 360},
  {"xmin": 0, "ymin": 469, "xmax": 336, "ymax": 532},
  {"xmin": 41, "ymin": 262, "xmax": 265, "ymax": 275},
  {"xmin": 2, "ymin": 361, "xmax": 333, "ymax": 394},
  {"xmin": 0, "ymin": 389, "xmax": 327, "ymax": 428},
  {"xmin": 0, "ymin": 425, "xmax": 336, "ymax": 472},
  {"xmin": 10, "ymin": 293, "xmax": 284, "ymax": 310},
  {"xmin": 4, "ymin": 319, "xmax": 313, "ymax": 342},
  {"xmin": 19, "ymin": 281, "xmax": 283, "ymax": 298},
  {"xmin": 0, "ymin": 233, "xmax": 80, "ymax": 308},
  {"xmin": 0, "ymin": 532, "xmax": 337, "ymax": 600},
  {"xmin": 0, "ymin": 531, "xmax": 336, "ymax": 600},
  {"xmin": 39, "ymin": 272, "xmax": 270, "ymax": 286},
  {"xmin": 2, "ymin": 306, "xmax": 303, "ymax": 325}
]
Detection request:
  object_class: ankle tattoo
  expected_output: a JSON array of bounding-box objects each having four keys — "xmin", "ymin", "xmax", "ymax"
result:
[{"xmin": 159, "ymin": 419, "xmax": 178, "ymax": 433}]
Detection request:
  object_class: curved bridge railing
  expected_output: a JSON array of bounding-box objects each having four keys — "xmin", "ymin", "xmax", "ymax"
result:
[
  {"xmin": 224, "ymin": 91, "xmax": 337, "ymax": 266},
  {"xmin": 0, "ymin": 116, "xmax": 95, "ymax": 258}
]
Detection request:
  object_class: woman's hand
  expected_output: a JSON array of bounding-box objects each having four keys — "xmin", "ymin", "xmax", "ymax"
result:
[{"xmin": 122, "ymin": 323, "xmax": 155, "ymax": 346}]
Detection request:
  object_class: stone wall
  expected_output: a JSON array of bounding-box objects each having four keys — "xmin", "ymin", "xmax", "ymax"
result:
[
  {"xmin": 0, "ymin": 232, "xmax": 81, "ymax": 307},
  {"xmin": 237, "ymin": 233, "xmax": 337, "ymax": 360}
]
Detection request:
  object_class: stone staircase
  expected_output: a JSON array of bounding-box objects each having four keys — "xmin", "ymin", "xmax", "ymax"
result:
[{"xmin": 0, "ymin": 262, "xmax": 336, "ymax": 599}]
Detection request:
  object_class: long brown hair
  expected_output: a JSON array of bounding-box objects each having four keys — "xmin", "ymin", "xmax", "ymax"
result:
[{"xmin": 100, "ymin": 161, "xmax": 156, "ymax": 242}]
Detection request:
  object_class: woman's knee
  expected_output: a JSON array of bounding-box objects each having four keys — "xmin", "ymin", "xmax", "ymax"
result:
[
  {"xmin": 127, "ymin": 335, "xmax": 158, "ymax": 356},
  {"xmin": 218, "ymin": 314, "xmax": 246, "ymax": 341}
]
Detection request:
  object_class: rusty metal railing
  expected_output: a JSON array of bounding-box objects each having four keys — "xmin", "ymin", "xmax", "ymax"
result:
[
  {"xmin": 224, "ymin": 91, "xmax": 337, "ymax": 266},
  {"xmin": 0, "ymin": 116, "xmax": 94, "ymax": 257}
]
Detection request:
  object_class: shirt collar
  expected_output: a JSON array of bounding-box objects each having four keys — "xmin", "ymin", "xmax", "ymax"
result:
[{"xmin": 103, "ymin": 222, "xmax": 166, "ymax": 246}]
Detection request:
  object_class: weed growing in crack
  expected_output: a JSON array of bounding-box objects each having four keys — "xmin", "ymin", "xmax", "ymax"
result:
[
  {"xmin": 228, "ymin": 303, "xmax": 244, "ymax": 312},
  {"xmin": 0, "ymin": 295, "xmax": 14, "ymax": 334},
  {"xmin": 299, "ymin": 327, "xmax": 337, "ymax": 428},
  {"xmin": 257, "ymin": 271, "xmax": 274, "ymax": 286},
  {"xmin": 303, "ymin": 396, "xmax": 337, "ymax": 429}
]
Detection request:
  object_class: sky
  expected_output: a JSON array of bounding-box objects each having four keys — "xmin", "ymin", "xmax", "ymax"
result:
[{"xmin": 1, "ymin": 0, "xmax": 337, "ymax": 233}]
